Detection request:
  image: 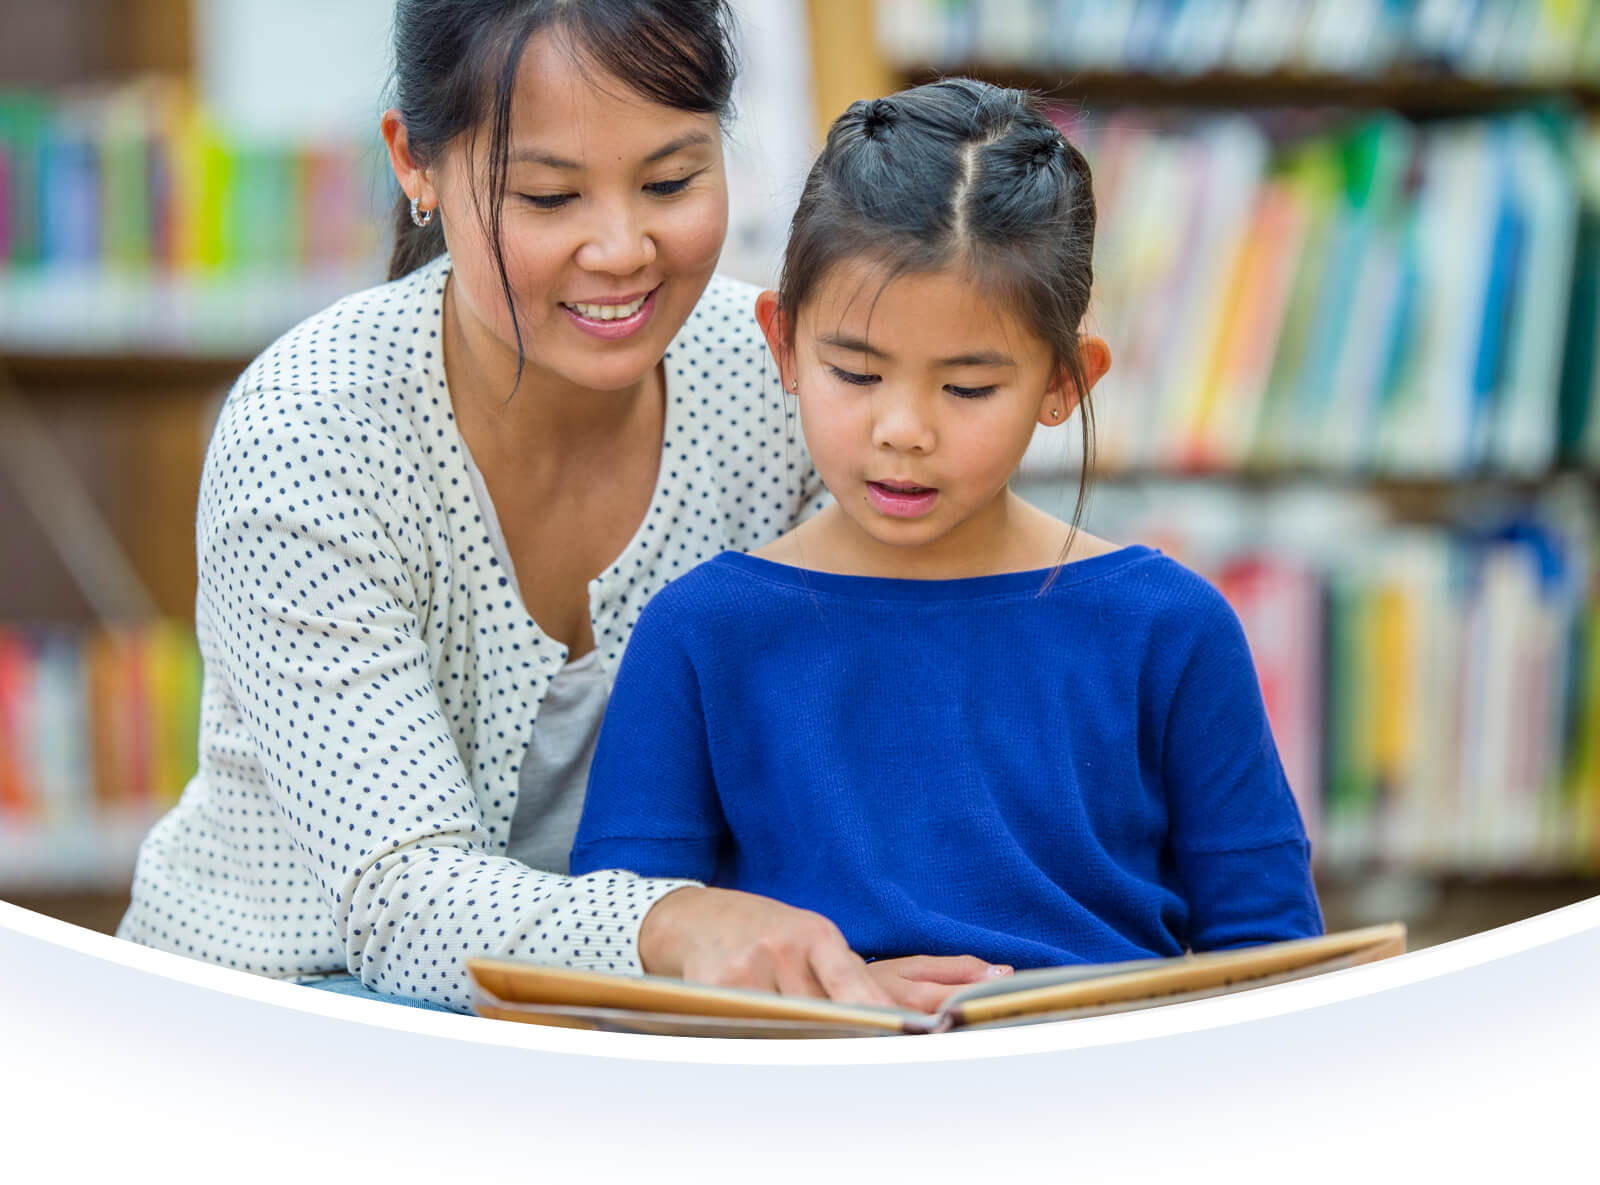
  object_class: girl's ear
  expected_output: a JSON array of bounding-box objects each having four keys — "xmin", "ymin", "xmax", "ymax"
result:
[
  {"xmin": 1038, "ymin": 335, "xmax": 1113, "ymax": 427},
  {"xmin": 754, "ymin": 290, "xmax": 796, "ymax": 391},
  {"xmin": 381, "ymin": 108, "xmax": 438, "ymax": 211}
]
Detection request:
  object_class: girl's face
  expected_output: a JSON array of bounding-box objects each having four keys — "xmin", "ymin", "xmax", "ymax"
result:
[
  {"xmin": 416, "ymin": 33, "xmax": 728, "ymax": 396},
  {"xmin": 760, "ymin": 259, "xmax": 1085, "ymax": 571}
]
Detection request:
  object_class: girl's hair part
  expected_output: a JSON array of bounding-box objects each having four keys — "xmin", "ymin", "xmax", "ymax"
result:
[
  {"xmin": 777, "ymin": 78, "xmax": 1099, "ymax": 564},
  {"xmin": 387, "ymin": 0, "xmax": 739, "ymax": 384}
]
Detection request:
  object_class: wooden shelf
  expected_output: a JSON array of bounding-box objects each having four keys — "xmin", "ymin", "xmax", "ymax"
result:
[
  {"xmin": 1, "ymin": 351, "xmax": 251, "ymax": 393},
  {"xmin": 897, "ymin": 66, "xmax": 1600, "ymax": 115},
  {"xmin": 1017, "ymin": 466, "xmax": 1600, "ymax": 496}
]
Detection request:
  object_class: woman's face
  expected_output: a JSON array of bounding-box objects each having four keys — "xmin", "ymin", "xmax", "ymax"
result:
[{"xmin": 432, "ymin": 33, "xmax": 728, "ymax": 395}]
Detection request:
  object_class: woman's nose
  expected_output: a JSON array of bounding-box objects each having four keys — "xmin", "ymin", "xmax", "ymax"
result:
[
  {"xmin": 871, "ymin": 391, "xmax": 936, "ymax": 454},
  {"xmin": 576, "ymin": 199, "xmax": 657, "ymax": 276}
]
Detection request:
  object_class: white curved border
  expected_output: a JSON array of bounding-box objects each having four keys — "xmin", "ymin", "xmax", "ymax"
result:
[
  {"xmin": 5, "ymin": 896, "xmax": 1598, "ymax": 1181},
  {"xmin": 2, "ymin": 894, "xmax": 1597, "ymax": 1064}
]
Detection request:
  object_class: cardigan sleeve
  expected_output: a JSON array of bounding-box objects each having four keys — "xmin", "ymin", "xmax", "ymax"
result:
[
  {"xmin": 197, "ymin": 390, "xmax": 693, "ymax": 1010},
  {"xmin": 1160, "ymin": 594, "xmax": 1324, "ymax": 952},
  {"xmin": 570, "ymin": 587, "xmax": 726, "ymax": 882}
]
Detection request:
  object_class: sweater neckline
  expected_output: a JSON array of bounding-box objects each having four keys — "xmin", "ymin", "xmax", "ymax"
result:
[{"xmin": 715, "ymin": 544, "xmax": 1158, "ymax": 601}]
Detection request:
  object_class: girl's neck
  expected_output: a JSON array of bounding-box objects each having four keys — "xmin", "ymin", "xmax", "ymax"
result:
[
  {"xmin": 767, "ymin": 489, "xmax": 1107, "ymax": 580},
  {"xmin": 441, "ymin": 275, "xmax": 661, "ymax": 462}
]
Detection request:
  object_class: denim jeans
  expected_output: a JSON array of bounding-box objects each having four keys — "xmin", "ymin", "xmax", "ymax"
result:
[{"xmin": 297, "ymin": 974, "xmax": 457, "ymax": 1013}]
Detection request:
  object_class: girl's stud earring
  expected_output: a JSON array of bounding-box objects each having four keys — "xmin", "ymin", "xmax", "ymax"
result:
[
  {"xmin": 1051, "ymin": 407, "xmax": 1062, "ymax": 419},
  {"xmin": 410, "ymin": 197, "xmax": 435, "ymax": 228},
  {"xmin": 789, "ymin": 380, "xmax": 798, "ymax": 391}
]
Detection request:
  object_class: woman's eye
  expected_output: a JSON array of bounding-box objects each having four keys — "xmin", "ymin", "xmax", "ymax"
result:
[
  {"xmin": 826, "ymin": 365, "xmax": 878, "ymax": 386},
  {"xmin": 946, "ymin": 384, "xmax": 996, "ymax": 399},
  {"xmin": 524, "ymin": 193, "xmax": 574, "ymax": 211},
  {"xmin": 645, "ymin": 177, "xmax": 692, "ymax": 197}
]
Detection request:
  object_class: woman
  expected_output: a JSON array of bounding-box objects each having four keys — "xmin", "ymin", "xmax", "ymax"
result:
[{"xmin": 117, "ymin": 0, "xmax": 1000, "ymax": 1014}]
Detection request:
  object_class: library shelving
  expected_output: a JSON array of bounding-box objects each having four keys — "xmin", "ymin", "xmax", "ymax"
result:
[
  {"xmin": 0, "ymin": 0, "xmax": 388, "ymax": 923},
  {"xmin": 803, "ymin": 0, "xmax": 1600, "ymax": 933}
]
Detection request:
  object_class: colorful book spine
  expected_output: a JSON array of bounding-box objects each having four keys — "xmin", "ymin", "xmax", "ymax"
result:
[
  {"xmin": 876, "ymin": 0, "xmax": 1600, "ymax": 82},
  {"xmin": 1019, "ymin": 106, "xmax": 1600, "ymax": 479},
  {"xmin": 0, "ymin": 620, "xmax": 202, "ymax": 889}
]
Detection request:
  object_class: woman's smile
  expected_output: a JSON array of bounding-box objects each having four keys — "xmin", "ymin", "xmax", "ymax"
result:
[{"xmin": 561, "ymin": 287, "xmax": 660, "ymax": 338}]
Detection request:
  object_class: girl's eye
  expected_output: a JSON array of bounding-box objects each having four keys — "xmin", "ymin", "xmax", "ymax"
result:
[
  {"xmin": 524, "ymin": 193, "xmax": 574, "ymax": 211},
  {"xmin": 826, "ymin": 365, "xmax": 878, "ymax": 386},
  {"xmin": 946, "ymin": 385, "xmax": 996, "ymax": 399},
  {"xmin": 645, "ymin": 177, "xmax": 692, "ymax": 198}
]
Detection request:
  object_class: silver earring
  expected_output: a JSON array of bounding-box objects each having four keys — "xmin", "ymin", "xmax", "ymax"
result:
[{"xmin": 410, "ymin": 196, "xmax": 435, "ymax": 228}]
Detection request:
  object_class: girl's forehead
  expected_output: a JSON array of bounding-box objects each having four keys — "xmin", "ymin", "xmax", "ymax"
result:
[{"xmin": 804, "ymin": 261, "xmax": 1039, "ymax": 356}]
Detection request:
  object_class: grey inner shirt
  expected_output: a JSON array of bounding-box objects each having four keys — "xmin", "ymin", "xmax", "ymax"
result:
[{"xmin": 460, "ymin": 438, "xmax": 611, "ymax": 875}]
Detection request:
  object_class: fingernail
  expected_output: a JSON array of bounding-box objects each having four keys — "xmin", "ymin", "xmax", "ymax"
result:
[{"xmin": 986, "ymin": 964, "xmax": 1013, "ymax": 977}]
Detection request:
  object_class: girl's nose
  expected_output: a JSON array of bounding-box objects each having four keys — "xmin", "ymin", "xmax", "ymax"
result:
[
  {"xmin": 871, "ymin": 391, "xmax": 936, "ymax": 455},
  {"xmin": 576, "ymin": 203, "xmax": 657, "ymax": 276}
]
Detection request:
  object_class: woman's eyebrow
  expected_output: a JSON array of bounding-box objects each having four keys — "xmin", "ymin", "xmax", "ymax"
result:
[
  {"xmin": 509, "ymin": 130, "xmax": 714, "ymax": 171},
  {"xmin": 819, "ymin": 332, "xmax": 1014, "ymax": 368}
]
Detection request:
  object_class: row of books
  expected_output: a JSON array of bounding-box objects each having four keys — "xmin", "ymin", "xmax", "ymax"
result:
[
  {"xmin": 1066, "ymin": 478, "xmax": 1598, "ymax": 874},
  {"xmin": 0, "ymin": 80, "xmax": 387, "ymax": 352},
  {"xmin": 2, "ymin": 513, "xmax": 1596, "ymax": 886},
  {"xmin": 875, "ymin": 0, "xmax": 1600, "ymax": 83},
  {"xmin": 0, "ymin": 621, "xmax": 200, "ymax": 890},
  {"xmin": 1018, "ymin": 108, "xmax": 1600, "ymax": 478}
]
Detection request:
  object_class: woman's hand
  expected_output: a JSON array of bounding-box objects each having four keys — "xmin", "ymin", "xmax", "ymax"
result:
[
  {"xmin": 865, "ymin": 955, "xmax": 1012, "ymax": 1013},
  {"xmin": 638, "ymin": 886, "xmax": 896, "ymax": 1007}
]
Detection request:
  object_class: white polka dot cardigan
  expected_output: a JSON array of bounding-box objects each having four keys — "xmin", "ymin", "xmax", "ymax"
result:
[{"xmin": 117, "ymin": 254, "xmax": 824, "ymax": 1011}]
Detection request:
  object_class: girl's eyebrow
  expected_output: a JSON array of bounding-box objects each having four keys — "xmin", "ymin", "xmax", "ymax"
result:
[
  {"xmin": 509, "ymin": 130, "xmax": 714, "ymax": 171},
  {"xmin": 819, "ymin": 332, "xmax": 1014, "ymax": 368}
]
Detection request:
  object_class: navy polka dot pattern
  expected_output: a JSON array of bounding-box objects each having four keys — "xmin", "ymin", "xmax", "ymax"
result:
[{"xmin": 117, "ymin": 254, "xmax": 827, "ymax": 1012}]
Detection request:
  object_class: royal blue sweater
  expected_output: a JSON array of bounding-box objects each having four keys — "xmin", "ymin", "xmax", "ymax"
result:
[{"xmin": 570, "ymin": 547, "xmax": 1322, "ymax": 968}]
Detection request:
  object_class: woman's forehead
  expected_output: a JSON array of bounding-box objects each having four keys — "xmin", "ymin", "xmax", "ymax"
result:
[{"xmin": 502, "ymin": 31, "xmax": 721, "ymax": 162}]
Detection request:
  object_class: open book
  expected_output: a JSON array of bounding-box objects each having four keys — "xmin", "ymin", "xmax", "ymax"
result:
[{"xmin": 467, "ymin": 922, "xmax": 1406, "ymax": 1038}]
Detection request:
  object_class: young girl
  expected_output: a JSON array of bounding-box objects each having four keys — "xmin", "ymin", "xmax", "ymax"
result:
[{"xmin": 570, "ymin": 79, "xmax": 1323, "ymax": 971}]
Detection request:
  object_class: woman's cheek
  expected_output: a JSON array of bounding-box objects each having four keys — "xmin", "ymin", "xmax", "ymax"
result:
[{"xmin": 668, "ymin": 192, "xmax": 729, "ymax": 271}]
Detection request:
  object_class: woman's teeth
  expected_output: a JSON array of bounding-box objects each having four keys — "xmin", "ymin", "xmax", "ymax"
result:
[{"xmin": 564, "ymin": 294, "xmax": 649, "ymax": 321}]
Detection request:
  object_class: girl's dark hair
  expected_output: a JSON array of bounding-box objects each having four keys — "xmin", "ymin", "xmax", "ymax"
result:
[
  {"xmin": 778, "ymin": 78, "xmax": 1099, "ymax": 551},
  {"xmin": 387, "ymin": 0, "xmax": 739, "ymax": 373}
]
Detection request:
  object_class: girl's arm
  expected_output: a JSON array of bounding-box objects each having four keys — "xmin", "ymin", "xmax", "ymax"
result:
[{"xmin": 1162, "ymin": 595, "xmax": 1325, "ymax": 951}]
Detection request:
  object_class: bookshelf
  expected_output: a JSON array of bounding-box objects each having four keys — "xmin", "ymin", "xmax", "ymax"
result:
[
  {"xmin": 0, "ymin": 0, "xmax": 386, "ymax": 923},
  {"xmin": 805, "ymin": 0, "xmax": 1600, "ymax": 935}
]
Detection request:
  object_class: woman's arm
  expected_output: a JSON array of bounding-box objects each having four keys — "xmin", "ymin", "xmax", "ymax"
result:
[{"xmin": 198, "ymin": 393, "xmax": 694, "ymax": 1011}]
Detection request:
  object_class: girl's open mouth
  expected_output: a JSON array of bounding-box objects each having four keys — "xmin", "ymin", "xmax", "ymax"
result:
[{"xmin": 866, "ymin": 480, "xmax": 939, "ymax": 518}]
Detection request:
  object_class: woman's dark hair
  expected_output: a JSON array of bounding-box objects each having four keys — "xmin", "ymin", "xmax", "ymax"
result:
[
  {"xmin": 777, "ymin": 78, "xmax": 1099, "ymax": 554},
  {"xmin": 387, "ymin": 0, "xmax": 739, "ymax": 373}
]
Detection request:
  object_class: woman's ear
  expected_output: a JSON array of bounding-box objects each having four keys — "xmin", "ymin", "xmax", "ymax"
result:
[
  {"xmin": 754, "ymin": 290, "xmax": 796, "ymax": 392},
  {"xmin": 1038, "ymin": 335, "xmax": 1113, "ymax": 427},
  {"xmin": 381, "ymin": 108, "xmax": 438, "ymax": 213}
]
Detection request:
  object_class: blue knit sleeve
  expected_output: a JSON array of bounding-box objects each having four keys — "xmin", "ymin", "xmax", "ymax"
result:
[
  {"xmin": 1162, "ymin": 593, "xmax": 1324, "ymax": 951},
  {"xmin": 570, "ymin": 586, "xmax": 725, "ymax": 883}
]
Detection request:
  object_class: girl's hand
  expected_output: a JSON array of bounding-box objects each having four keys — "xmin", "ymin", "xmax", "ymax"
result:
[
  {"xmin": 638, "ymin": 885, "xmax": 896, "ymax": 1007},
  {"xmin": 865, "ymin": 955, "xmax": 1013, "ymax": 1013}
]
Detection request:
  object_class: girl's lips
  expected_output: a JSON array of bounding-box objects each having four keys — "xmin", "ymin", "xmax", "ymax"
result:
[
  {"xmin": 866, "ymin": 481, "xmax": 939, "ymax": 518},
  {"xmin": 560, "ymin": 287, "xmax": 659, "ymax": 340}
]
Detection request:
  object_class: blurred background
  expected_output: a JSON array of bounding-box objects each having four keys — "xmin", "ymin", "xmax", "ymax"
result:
[{"xmin": 2, "ymin": 0, "xmax": 1599, "ymax": 950}]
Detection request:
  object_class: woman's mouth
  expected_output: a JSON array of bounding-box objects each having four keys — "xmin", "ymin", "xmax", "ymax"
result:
[
  {"xmin": 866, "ymin": 480, "xmax": 939, "ymax": 518},
  {"xmin": 560, "ymin": 288, "xmax": 658, "ymax": 339}
]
